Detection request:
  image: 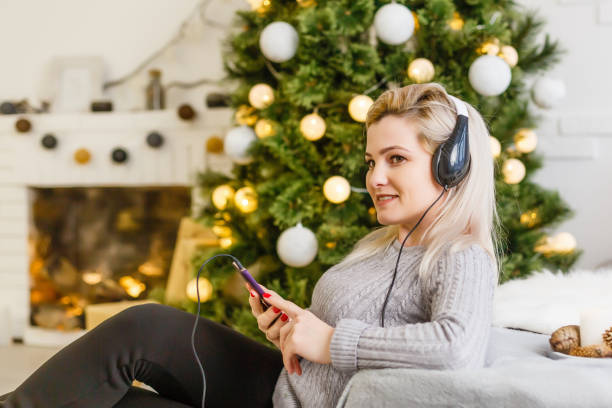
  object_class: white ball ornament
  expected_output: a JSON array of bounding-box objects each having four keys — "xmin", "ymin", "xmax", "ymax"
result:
[
  {"xmin": 300, "ymin": 113, "xmax": 326, "ymax": 141},
  {"xmin": 374, "ymin": 3, "xmax": 415, "ymax": 45},
  {"xmin": 348, "ymin": 95, "xmax": 373, "ymax": 122},
  {"xmin": 259, "ymin": 21, "xmax": 299, "ymax": 63},
  {"xmin": 468, "ymin": 55, "xmax": 512, "ymax": 97},
  {"xmin": 551, "ymin": 232, "xmax": 577, "ymax": 253},
  {"xmin": 224, "ymin": 126, "xmax": 256, "ymax": 165},
  {"xmin": 276, "ymin": 223, "xmax": 318, "ymax": 267},
  {"xmin": 323, "ymin": 176, "xmax": 351, "ymax": 204},
  {"xmin": 248, "ymin": 83, "xmax": 275, "ymax": 109},
  {"xmin": 531, "ymin": 77, "xmax": 566, "ymax": 109},
  {"xmin": 502, "ymin": 158, "xmax": 526, "ymax": 184}
]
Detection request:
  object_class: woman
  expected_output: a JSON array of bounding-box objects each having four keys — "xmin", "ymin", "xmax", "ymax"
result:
[{"xmin": 1, "ymin": 83, "xmax": 501, "ymax": 408}]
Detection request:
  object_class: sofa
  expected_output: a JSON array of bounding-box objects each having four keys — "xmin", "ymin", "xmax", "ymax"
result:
[{"xmin": 335, "ymin": 326, "xmax": 612, "ymax": 408}]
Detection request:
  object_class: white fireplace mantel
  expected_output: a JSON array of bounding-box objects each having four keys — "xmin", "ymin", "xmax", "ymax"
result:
[{"xmin": 0, "ymin": 108, "xmax": 233, "ymax": 342}]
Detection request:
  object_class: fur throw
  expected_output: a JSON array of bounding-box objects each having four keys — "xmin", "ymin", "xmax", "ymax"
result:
[{"xmin": 493, "ymin": 268, "xmax": 612, "ymax": 335}]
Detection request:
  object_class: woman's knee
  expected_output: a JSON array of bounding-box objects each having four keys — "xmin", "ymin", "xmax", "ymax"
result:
[{"xmin": 100, "ymin": 303, "xmax": 169, "ymax": 336}]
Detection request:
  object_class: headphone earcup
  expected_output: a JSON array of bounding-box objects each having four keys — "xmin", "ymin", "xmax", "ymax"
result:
[{"xmin": 432, "ymin": 115, "xmax": 471, "ymax": 188}]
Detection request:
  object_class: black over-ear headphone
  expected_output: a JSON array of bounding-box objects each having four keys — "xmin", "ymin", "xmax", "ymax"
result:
[
  {"xmin": 432, "ymin": 94, "xmax": 471, "ymax": 189},
  {"xmin": 380, "ymin": 93, "xmax": 472, "ymax": 327}
]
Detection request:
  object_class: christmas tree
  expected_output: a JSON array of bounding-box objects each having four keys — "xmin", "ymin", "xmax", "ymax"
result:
[{"xmin": 174, "ymin": 0, "xmax": 582, "ymax": 346}]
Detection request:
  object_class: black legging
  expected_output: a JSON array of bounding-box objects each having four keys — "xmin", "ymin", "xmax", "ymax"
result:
[{"xmin": 1, "ymin": 304, "xmax": 284, "ymax": 408}]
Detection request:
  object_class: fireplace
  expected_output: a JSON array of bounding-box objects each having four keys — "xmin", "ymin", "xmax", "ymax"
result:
[
  {"xmin": 28, "ymin": 186, "xmax": 190, "ymax": 331},
  {"xmin": 0, "ymin": 108, "xmax": 233, "ymax": 345}
]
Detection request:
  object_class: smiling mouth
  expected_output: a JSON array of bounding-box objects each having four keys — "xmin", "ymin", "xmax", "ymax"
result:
[{"xmin": 377, "ymin": 194, "xmax": 399, "ymax": 203}]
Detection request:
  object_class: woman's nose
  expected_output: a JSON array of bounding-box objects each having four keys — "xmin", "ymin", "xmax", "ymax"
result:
[{"xmin": 368, "ymin": 165, "xmax": 388, "ymax": 187}]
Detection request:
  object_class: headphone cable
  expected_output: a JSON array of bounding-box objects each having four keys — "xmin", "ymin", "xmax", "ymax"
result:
[
  {"xmin": 190, "ymin": 253, "xmax": 245, "ymax": 408},
  {"xmin": 380, "ymin": 186, "xmax": 448, "ymax": 327}
]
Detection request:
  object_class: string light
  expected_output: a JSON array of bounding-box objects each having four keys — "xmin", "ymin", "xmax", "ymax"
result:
[
  {"xmin": 490, "ymin": 136, "xmax": 501, "ymax": 158},
  {"xmin": 255, "ymin": 118, "xmax": 276, "ymax": 138},
  {"xmin": 212, "ymin": 185, "xmax": 235, "ymax": 210},
  {"xmin": 248, "ymin": 83, "xmax": 275, "ymax": 109},
  {"xmin": 186, "ymin": 277, "xmax": 213, "ymax": 302},
  {"xmin": 407, "ymin": 58, "xmax": 435, "ymax": 83},
  {"xmin": 300, "ymin": 113, "xmax": 326, "ymax": 141},
  {"xmin": 502, "ymin": 158, "xmax": 526, "ymax": 184},
  {"xmin": 348, "ymin": 95, "xmax": 373, "ymax": 122},
  {"xmin": 234, "ymin": 186, "xmax": 258, "ymax": 213},
  {"xmin": 514, "ymin": 128, "xmax": 537, "ymax": 153},
  {"xmin": 323, "ymin": 176, "xmax": 351, "ymax": 203}
]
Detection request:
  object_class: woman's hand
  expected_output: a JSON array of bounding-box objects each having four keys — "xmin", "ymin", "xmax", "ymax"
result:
[
  {"xmin": 245, "ymin": 283, "xmax": 290, "ymax": 351},
  {"xmin": 262, "ymin": 291, "xmax": 335, "ymax": 375}
]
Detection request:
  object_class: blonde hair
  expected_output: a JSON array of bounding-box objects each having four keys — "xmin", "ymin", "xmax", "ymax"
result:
[{"xmin": 339, "ymin": 83, "xmax": 503, "ymax": 283}]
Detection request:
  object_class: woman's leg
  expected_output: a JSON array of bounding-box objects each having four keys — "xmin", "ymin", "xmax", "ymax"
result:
[
  {"xmin": 113, "ymin": 386, "xmax": 194, "ymax": 408},
  {"xmin": 2, "ymin": 304, "xmax": 283, "ymax": 408}
]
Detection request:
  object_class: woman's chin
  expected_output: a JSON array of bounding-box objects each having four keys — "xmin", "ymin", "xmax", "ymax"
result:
[{"xmin": 376, "ymin": 216, "xmax": 393, "ymax": 226}]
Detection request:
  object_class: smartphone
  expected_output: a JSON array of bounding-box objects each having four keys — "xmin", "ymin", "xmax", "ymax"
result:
[{"xmin": 233, "ymin": 261, "xmax": 271, "ymax": 311}]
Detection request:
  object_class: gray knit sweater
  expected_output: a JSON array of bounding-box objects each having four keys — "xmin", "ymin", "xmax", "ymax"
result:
[{"xmin": 272, "ymin": 240, "xmax": 497, "ymax": 408}]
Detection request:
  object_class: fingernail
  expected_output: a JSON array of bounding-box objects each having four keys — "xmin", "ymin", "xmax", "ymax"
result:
[
  {"xmin": 281, "ymin": 313, "xmax": 288, "ymax": 322},
  {"xmin": 272, "ymin": 307, "xmax": 280, "ymax": 313},
  {"xmin": 263, "ymin": 293, "xmax": 271, "ymax": 298},
  {"xmin": 250, "ymin": 291, "xmax": 255, "ymax": 297}
]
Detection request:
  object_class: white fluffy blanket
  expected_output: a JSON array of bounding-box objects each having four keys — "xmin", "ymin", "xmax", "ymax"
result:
[{"xmin": 493, "ymin": 268, "xmax": 612, "ymax": 335}]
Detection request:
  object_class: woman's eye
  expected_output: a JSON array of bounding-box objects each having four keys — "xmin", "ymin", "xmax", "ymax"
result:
[
  {"xmin": 365, "ymin": 160, "xmax": 374, "ymax": 168},
  {"xmin": 390, "ymin": 155, "xmax": 405, "ymax": 164}
]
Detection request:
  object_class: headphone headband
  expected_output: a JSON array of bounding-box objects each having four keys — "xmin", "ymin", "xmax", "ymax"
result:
[{"xmin": 447, "ymin": 94, "xmax": 469, "ymax": 118}]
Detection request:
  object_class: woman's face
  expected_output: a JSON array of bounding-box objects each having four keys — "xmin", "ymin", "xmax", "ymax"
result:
[{"xmin": 365, "ymin": 115, "xmax": 444, "ymax": 234}]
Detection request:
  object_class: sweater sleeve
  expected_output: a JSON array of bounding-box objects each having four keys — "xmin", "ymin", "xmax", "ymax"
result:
[{"xmin": 329, "ymin": 244, "xmax": 497, "ymax": 374}]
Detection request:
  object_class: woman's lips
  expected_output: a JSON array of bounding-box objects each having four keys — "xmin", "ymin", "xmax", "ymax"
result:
[{"xmin": 376, "ymin": 195, "xmax": 398, "ymax": 207}]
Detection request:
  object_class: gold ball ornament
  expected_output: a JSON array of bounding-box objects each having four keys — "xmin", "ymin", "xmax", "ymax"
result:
[
  {"xmin": 478, "ymin": 38, "xmax": 500, "ymax": 55},
  {"xmin": 448, "ymin": 12, "xmax": 464, "ymax": 31},
  {"xmin": 235, "ymin": 105, "xmax": 258, "ymax": 126},
  {"xmin": 502, "ymin": 158, "xmax": 526, "ymax": 184},
  {"xmin": 323, "ymin": 176, "xmax": 351, "ymax": 204},
  {"xmin": 74, "ymin": 148, "xmax": 92, "ymax": 164},
  {"xmin": 514, "ymin": 128, "xmax": 538, "ymax": 154},
  {"xmin": 234, "ymin": 186, "xmax": 258, "ymax": 213},
  {"xmin": 348, "ymin": 95, "xmax": 373, "ymax": 123},
  {"xmin": 248, "ymin": 83, "xmax": 275, "ymax": 109},
  {"xmin": 297, "ymin": 0, "xmax": 317, "ymax": 6},
  {"xmin": 490, "ymin": 136, "xmax": 501, "ymax": 158},
  {"xmin": 412, "ymin": 11, "xmax": 420, "ymax": 31},
  {"xmin": 186, "ymin": 277, "xmax": 213, "ymax": 302},
  {"xmin": 212, "ymin": 225, "xmax": 232, "ymax": 238},
  {"xmin": 499, "ymin": 45, "xmax": 519, "ymax": 68},
  {"xmin": 368, "ymin": 206, "xmax": 377, "ymax": 222},
  {"xmin": 300, "ymin": 113, "xmax": 326, "ymax": 141},
  {"xmin": 408, "ymin": 58, "xmax": 435, "ymax": 83},
  {"xmin": 247, "ymin": 0, "xmax": 271, "ymax": 13},
  {"xmin": 551, "ymin": 232, "xmax": 577, "ymax": 253},
  {"xmin": 520, "ymin": 210, "xmax": 540, "ymax": 228},
  {"xmin": 255, "ymin": 118, "xmax": 276, "ymax": 138},
  {"xmin": 212, "ymin": 185, "xmax": 235, "ymax": 210},
  {"xmin": 206, "ymin": 136, "xmax": 224, "ymax": 153}
]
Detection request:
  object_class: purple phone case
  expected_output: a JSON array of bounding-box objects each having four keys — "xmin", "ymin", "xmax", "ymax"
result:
[{"xmin": 239, "ymin": 268, "xmax": 270, "ymax": 309}]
